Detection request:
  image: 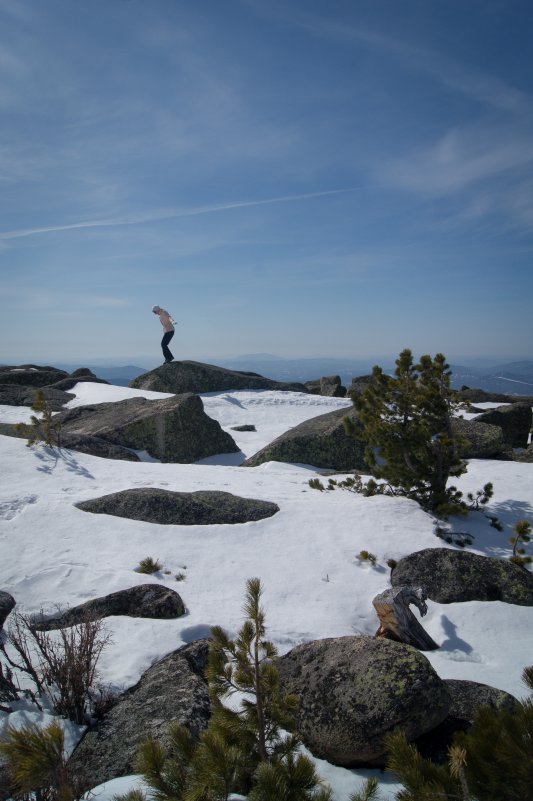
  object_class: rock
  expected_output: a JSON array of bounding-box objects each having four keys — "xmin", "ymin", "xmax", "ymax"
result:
[
  {"xmin": 244, "ymin": 407, "xmax": 367, "ymax": 471},
  {"xmin": 129, "ymin": 360, "xmax": 307, "ymax": 394},
  {"xmin": 68, "ymin": 639, "xmax": 211, "ymax": 787},
  {"xmin": 391, "ymin": 548, "xmax": 533, "ymax": 605},
  {"xmin": 452, "ymin": 417, "xmax": 507, "ymax": 458},
  {"xmin": 445, "ymin": 679, "xmax": 519, "ymax": 721},
  {"xmin": 0, "ymin": 591, "xmax": 15, "ymax": 630},
  {"xmin": 277, "ymin": 635, "xmax": 451, "ymax": 767},
  {"xmin": 57, "ymin": 393, "xmax": 239, "ymax": 463},
  {"xmin": 0, "ymin": 365, "xmax": 69, "ymax": 387},
  {"xmin": 33, "ymin": 584, "xmax": 185, "ymax": 630},
  {"xmin": 75, "ymin": 488, "xmax": 279, "ymax": 525},
  {"xmin": 347, "ymin": 375, "xmax": 374, "ymax": 399},
  {"xmin": 0, "ymin": 385, "xmax": 75, "ymax": 410},
  {"xmin": 413, "ymin": 679, "xmax": 519, "ymax": 763},
  {"xmin": 475, "ymin": 402, "xmax": 532, "ymax": 448},
  {"xmin": 49, "ymin": 370, "xmax": 109, "ymax": 392},
  {"xmin": 231, "ymin": 424, "xmax": 256, "ymax": 432},
  {"xmin": 304, "ymin": 376, "xmax": 346, "ymax": 397}
]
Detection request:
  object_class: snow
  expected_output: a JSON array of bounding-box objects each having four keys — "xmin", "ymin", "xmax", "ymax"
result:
[{"xmin": 1, "ymin": 382, "xmax": 532, "ymax": 800}]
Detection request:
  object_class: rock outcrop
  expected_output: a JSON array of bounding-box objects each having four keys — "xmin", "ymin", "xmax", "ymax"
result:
[
  {"xmin": 57, "ymin": 393, "xmax": 239, "ymax": 462},
  {"xmin": 475, "ymin": 402, "xmax": 532, "ymax": 449},
  {"xmin": 391, "ymin": 548, "xmax": 533, "ymax": 605},
  {"xmin": 76, "ymin": 488, "xmax": 279, "ymax": 525},
  {"xmin": 277, "ymin": 635, "xmax": 451, "ymax": 767},
  {"xmin": 33, "ymin": 584, "xmax": 185, "ymax": 630},
  {"xmin": 244, "ymin": 407, "xmax": 366, "ymax": 470},
  {"xmin": 68, "ymin": 639, "xmax": 211, "ymax": 788},
  {"xmin": 130, "ymin": 360, "xmax": 307, "ymax": 394}
]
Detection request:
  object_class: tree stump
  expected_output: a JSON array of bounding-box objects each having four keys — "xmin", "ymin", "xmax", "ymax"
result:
[{"xmin": 372, "ymin": 586, "xmax": 439, "ymax": 651}]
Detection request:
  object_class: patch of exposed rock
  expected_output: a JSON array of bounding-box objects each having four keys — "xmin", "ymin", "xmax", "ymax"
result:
[
  {"xmin": 452, "ymin": 417, "xmax": 507, "ymax": 458},
  {"xmin": 277, "ymin": 635, "xmax": 451, "ymax": 767},
  {"xmin": 391, "ymin": 548, "xmax": 533, "ymax": 605},
  {"xmin": 33, "ymin": 584, "xmax": 185, "ymax": 630},
  {"xmin": 129, "ymin": 360, "xmax": 307, "ymax": 394},
  {"xmin": 75, "ymin": 488, "xmax": 279, "ymax": 524},
  {"xmin": 57, "ymin": 393, "xmax": 239, "ymax": 462},
  {"xmin": 244, "ymin": 407, "xmax": 366, "ymax": 470},
  {"xmin": 68, "ymin": 639, "xmax": 211, "ymax": 788},
  {"xmin": 475, "ymin": 402, "xmax": 532, "ymax": 448}
]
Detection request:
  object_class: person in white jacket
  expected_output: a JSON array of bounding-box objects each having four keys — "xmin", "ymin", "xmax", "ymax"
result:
[{"xmin": 152, "ymin": 305, "xmax": 176, "ymax": 363}]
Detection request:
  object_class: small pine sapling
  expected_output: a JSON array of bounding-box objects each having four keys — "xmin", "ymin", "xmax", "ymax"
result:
[
  {"xmin": 16, "ymin": 390, "xmax": 62, "ymax": 449},
  {"xmin": 509, "ymin": 519, "xmax": 532, "ymax": 567}
]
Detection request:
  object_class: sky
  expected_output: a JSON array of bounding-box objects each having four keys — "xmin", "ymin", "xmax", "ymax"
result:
[{"xmin": 1, "ymin": 0, "xmax": 533, "ymax": 365}]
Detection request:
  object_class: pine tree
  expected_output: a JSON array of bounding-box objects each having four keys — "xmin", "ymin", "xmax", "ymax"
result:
[
  {"xmin": 0, "ymin": 721, "xmax": 89, "ymax": 801},
  {"xmin": 345, "ymin": 349, "xmax": 468, "ymax": 515}
]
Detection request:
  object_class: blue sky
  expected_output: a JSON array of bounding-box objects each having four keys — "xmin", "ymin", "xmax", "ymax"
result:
[{"xmin": 1, "ymin": 0, "xmax": 532, "ymax": 366}]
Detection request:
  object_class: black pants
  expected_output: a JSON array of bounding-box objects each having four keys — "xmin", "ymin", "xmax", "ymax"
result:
[{"xmin": 161, "ymin": 331, "xmax": 174, "ymax": 362}]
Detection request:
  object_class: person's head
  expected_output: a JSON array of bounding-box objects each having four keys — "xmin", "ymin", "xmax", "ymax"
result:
[{"xmin": 152, "ymin": 305, "xmax": 161, "ymax": 314}]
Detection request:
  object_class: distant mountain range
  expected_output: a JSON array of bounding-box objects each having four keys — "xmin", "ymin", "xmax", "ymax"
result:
[{"xmin": 57, "ymin": 357, "xmax": 533, "ymax": 396}]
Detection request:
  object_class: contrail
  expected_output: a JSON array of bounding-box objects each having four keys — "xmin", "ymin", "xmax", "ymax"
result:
[{"xmin": 0, "ymin": 187, "xmax": 364, "ymax": 241}]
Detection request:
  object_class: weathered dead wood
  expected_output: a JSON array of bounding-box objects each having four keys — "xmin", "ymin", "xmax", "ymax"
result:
[{"xmin": 372, "ymin": 586, "xmax": 439, "ymax": 651}]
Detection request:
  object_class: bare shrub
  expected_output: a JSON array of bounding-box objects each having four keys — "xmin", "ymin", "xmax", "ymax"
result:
[{"xmin": 3, "ymin": 610, "xmax": 111, "ymax": 724}]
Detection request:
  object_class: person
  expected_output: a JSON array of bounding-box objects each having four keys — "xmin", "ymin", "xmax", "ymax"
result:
[{"xmin": 152, "ymin": 305, "xmax": 176, "ymax": 363}]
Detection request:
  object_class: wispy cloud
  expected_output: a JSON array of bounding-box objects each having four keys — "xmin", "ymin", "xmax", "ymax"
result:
[
  {"xmin": 0, "ymin": 187, "xmax": 364, "ymax": 241},
  {"xmin": 264, "ymin": 4, "xmax": 531, "ymax": 114},
  {"xmin": 376, "ymin": 125, "xmax": 533, "ymax": 197}
]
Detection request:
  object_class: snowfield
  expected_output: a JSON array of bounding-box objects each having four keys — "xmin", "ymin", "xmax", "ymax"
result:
[{"xmin": 1, "ymin": 383, "xmax": 532, "ymax": 800}]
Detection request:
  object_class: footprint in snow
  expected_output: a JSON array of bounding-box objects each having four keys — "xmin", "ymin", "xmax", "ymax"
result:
[{"xmin": 0, "ymin": 495, "xmax": 38, "ymax": 521}]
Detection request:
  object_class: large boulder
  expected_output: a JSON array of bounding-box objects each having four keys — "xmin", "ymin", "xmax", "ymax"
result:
[
  {"xmin": 244, "ymin": 407, "xmax": 367, "ymax": 470},
  {"xmin": 0, "ymin": 424, "xmax": 142, "ymax": 461},
  {"xmin": 33, "ymin": 584, "xmax": 186, "ymax": 630},
  {"xmin": 452, "ymin": 417, "xmax": 507, "ymax": 458},
  {"xmin": 347, "ymin": 375, "xmax": 374, "ymax": 399},
  {"xmin": 68, "ymin": 639, "xmax": 211, "ymax": 788},
  {"xmin": 0, "ymin": 365, "xmax": 69, "ymax": 387},
  {"xmin": 414, "ymin": 679, "xmax": 519, "ymax": 763},
  {"xmin": 277, "ymin": 635, "xmax": 451, "ymax": 767},
  {"xmin": 57, "ymin": 393, "xmax": 239, "ymax": 463},
  {"xmin": 475, "ymin": 403, "xmax": 532, "ymax": 449},
  {"xmin": 0, "ymin": 385, "xmax": 75, "ymax": 410},
  {"xmin": 76, "ymin": 488, "xmax": 279, "ymax": 525},
  {"xmin": 391, "ymin": 548, "xmax": 533, "ymax": 605},
  {"xmin": 129, "ymin": 360, "xmax": 307, "ymax": 394},
  {"xmin": 304, "ymin": 376, "xmax": 346, "ymax": 397},
  {"xmin": 48, "ymin": 367, "xmax": 109, "ymax": 392}
]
